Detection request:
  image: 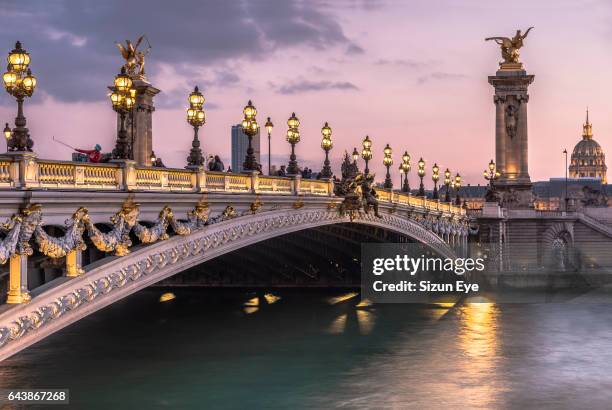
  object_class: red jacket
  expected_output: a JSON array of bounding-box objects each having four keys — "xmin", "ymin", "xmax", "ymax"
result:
[{"xmin": 76, "ymin": 149, "xmax": 102, "ymax": 163}]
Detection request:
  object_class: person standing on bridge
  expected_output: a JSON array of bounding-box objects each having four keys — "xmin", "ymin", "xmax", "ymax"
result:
[{"xmin": 211, "ymin": 155, "xmax": 225, "ymax": 172}]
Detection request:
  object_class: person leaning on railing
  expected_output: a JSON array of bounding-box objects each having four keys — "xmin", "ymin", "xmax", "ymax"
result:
[{"xmin": 75, "ymin": 144, "xmax": 102, "ymax": 163}]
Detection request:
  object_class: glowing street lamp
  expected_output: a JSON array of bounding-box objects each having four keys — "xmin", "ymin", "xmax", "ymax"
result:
[
  {"xmin": 320, "ymin": 122, "xmax": 333, "ymax": 179},
  {"xmin": 432, "ymin": 163, "xmax": 440, "ymax": 199},
  {"xmin": 186, "ymin": 86, "xmax": 206, "ymax": 169},
  {"xmin": 110, "ymin": 67, "xmax": 136, "ymax": 159},
  {"xmin": 400, "ymin": 151, "xmax": 410, "ymax": 193},
  {"xmin": 417, "ymin": 157, "xmax": 426, "ymax": 196},
  {"xmin": 286, "ymin": 112, "xmax": 301, "ymax": 175},
  {"xmin": 265, "ymin": 117, "xmax": 273, "ymax": 175},
  {"xmin": 383, "ymin": 144, "xmax": 393, "ymax": 189},
  {"xmin": 352, "ymin": 147, "xmax": 359, "ymax": 164},
  {"xmin": 444, "ymin": 168, "xmax": 452, "ymax": 202},
  {"xmin": 241, "ymin": 100, "xmax": 261, "ymax": 172},
  {"xmin": 483, "ymin": 159, "xmax": 501, "ymax": 187},
  {"xmin": 361, "ymin": 135, "xmax": 372, "ymax": 176},
  {"xmin": 454, "ymin": 173, "xmax": 462, "ymax": 205},
  {"xmin": 3, "ymin": 123, "xmax": 11, "ymax": 151},
  {"xmin": 2, "ymin": 41, "xmax": 37, "ymax": 152}
]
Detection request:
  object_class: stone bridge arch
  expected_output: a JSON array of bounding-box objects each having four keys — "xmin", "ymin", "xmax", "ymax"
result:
[{"xmin": 0, "ymin": 206, "xmax": 458, "ymax": 361}]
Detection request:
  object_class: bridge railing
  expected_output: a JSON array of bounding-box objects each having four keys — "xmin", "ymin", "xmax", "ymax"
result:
[
  {"xmin": 0, "ymin": 154, "xmax": 464, "ymax": 214},
  {"xmin": 0, "ymin": 154, "xmax": 335, "ymax": 196},
  {"xmin": 382, "ymin": 189, "xmax": 465, "ymax": 215}
]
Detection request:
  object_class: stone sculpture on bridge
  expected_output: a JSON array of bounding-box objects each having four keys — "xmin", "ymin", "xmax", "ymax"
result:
[
  {"xmin": 0, "ymin": 214, "xmax": 22, "ymax": 265},
  {"xmin": 133, "ymin": 206, "xmax": 173, "ymax": 244},
  {"xmin": 485, "ymin": 27, "xmax": 533, "ymax": 67},
  {"xmin": 115, "ymin": 36, "xmax": 150, "ymax": 77},
  {"xmin": 86, "ymin": 200, "xmax": 140, "ymax": 256},
  {"xmin": 334, "ymin": 153, "xmax": 381, "ymax": 219},
  {"xmin": 34, "ymin": 207, "xmax": 89, "ymax": 259},
  {"xmin": 361, "ymin": 173, "xmax": 381, "ymax": 218}
]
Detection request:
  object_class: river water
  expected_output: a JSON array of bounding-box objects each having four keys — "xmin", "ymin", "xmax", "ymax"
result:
[{"xmin": 1, "ymin": 288, "xmax": 612, "ymax": 409}]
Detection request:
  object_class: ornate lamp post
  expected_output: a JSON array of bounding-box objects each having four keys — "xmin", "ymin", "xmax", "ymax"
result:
[
  {"xmin": 417, "ymin": 157, "xmax": 426, "ymax": 196},
  {"xmin": 361, "ymin": 136, "xmax": 372, "ymax": 176},
  {"xmin": 483, "ymin": 159, "xmax": 501, "ymax": 203},
  {"xmin": 320, "ymin": 122, "xmax": 333, "ymax": 179},
  {"xmin": 265, "ymin": 117, "xmax": 273, "ymax": 175},
  {"xmin": 286, "ymin": 112, "xmax": 300, "ymax": 175},
  {"xmin": 400, "ymin": 151, "xmax": 410, "ymax": 193},
  {"xmin": 432, "ymin": 163, "xmax": 440, "ymax": 199},
  {"xmin": 483, "ymin": 159, "xmax": 500, "ymax": 187},
  {"xmin": 444, "ymin": 168, "xmax": 452, "ymax": 202},
  {"xmin": 2, "ymin": 41, "xmax": 37, "ymax": 152},
  {"xmin": 110, "ymin": 67, "xmax": 136, "ymax": 159},
  {"xmin": 241, "ymin": 100, "xmax": 260, "ymax": 172},
  {"xmin": 352, "ymin": 147, "xmax": 359, "ymax": 164},
  {"xmin": 383, "ymin": 144, "xmax": 393, "ymax": 189},
  {"xmin": 3, "ymin": 123, "xmax": 11, "ymax": 151},
  {"xmin": 454, "ymin": 173, "xmax": 462, "ymax": 205},
  {"xmin": 186, "ymin": 86, "xmax": 206, "ymax": 168}
]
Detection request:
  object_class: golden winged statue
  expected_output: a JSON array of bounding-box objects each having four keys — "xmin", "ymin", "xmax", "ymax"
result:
[
  {"xmin": 485, "ymin": 27, "xmax": 533, "ymax": 66},
  {"xmin": 115, "ymin": 35, "xmax": 150, "ymax": 76}
]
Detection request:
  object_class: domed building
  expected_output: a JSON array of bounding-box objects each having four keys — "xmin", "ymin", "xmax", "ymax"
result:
[{"xmin": 569, "ymin": 110, "xmax": 607, "ymax": 183}]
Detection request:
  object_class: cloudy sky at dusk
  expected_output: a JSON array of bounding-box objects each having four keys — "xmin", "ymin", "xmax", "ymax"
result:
[{"xmin": 1, "ymin": 0, "xmax": 611, "ymax": 185}]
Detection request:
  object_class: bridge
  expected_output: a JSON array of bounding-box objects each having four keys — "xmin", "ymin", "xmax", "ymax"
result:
[
  {"xmin": 0, "ymin": 155, "xmax": 467, "ymax": 360},
  {"xmin": 2, "ymin": 32, "xmax": 612, "ymax": 363}
]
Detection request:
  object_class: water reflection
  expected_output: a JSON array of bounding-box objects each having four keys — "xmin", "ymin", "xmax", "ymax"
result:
[
  {"xmin": 356, "ymin": 310, "xmax": 376, "ymax": 335},
  {"xmin": 328, "ymin": 313, "xmax": 348, "ymax": 334},
  {"xmin": 327, "ymin": 292, "xmax": 359, "ymax": 305},
  {"xmin": 3, "ymin": 290, "xmax": 612, "ymax": 409},
  {"xmin": 455, "ymin": 303, "xmax": 501, "ymax": 408}
]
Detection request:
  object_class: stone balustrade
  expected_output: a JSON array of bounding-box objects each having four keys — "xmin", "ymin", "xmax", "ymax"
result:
[{"xmin": 0, "ymin": 154, "xmax": 465, "ymax": 215}]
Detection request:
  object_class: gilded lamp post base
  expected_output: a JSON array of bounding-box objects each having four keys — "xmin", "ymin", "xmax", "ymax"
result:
[
  {"xmin": 65, "ymin": 249, "xmax": 84, "ymax": 278},
  {"xmin": 6, "ymin": 254, "xmax": 30, "ymax": 304}
]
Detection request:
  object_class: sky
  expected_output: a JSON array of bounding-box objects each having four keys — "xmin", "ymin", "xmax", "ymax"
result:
[{"xmin": 1, "ymin": 0, "xmax": 611, "ymax": 186}]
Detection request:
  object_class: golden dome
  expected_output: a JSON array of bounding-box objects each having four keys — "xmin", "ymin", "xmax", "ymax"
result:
[{"xmin": 569, "ymin": 109, "xmax": 607, "ymax": 183}]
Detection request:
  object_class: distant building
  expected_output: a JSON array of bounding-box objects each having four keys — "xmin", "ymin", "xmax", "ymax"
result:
[
  {"xmin": 231, "ymin": 125, "xmax": 260, "ymax": 172},
  {"xmin": 534, "ymin": 177, "xmax": 611, "ymax": 210},
  {"xmin": 569, "ymin": 110, "xmax": 607, "ymax": 183}
]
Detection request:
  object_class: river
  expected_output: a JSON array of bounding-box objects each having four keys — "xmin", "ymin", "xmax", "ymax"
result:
[{"xmin": 1, "ymin": 288, "xmax": 612, "ymax": 409}]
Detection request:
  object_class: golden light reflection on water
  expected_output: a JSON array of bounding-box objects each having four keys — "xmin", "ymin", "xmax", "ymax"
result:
[
  {"xmin": 455, "ymin": 302, "xmax": 501, "ymax": 406},
  {"xmin": 459, "ymin": 302, "xmax": 499, "ymax": 355},
  {"xmin": 263, "ymin": 293, "xmax": 281, "ymax": 304},
  {"xmin": 427, "ymin": 302, "xmax": 456, "ymax": 320},
  {"xmin": 244, "ymin": 297, "xmax": 259, "ymax": 307},
  {"xmin": 356, "ymin": 310, "xmax": 375, "ymax": 335},
  {"xmin": 243, "ymin": 296, "xmax": 260, "ymax": 314},
  {"xmin": 356, "ymin": 298, "xmax": 373, "ymax": 308},
  {"xmin": 327, "ymin": 292, "xmax": 359, "ymax": 305},
  {"xmin": 328, "ymin": 313, "xmax": 348, "ymax": 334}
]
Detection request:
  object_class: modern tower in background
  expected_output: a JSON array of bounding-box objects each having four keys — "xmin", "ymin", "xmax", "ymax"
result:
[{"xmin": 231, "ymin": 125, "xmax": 260, "ymax": 172}]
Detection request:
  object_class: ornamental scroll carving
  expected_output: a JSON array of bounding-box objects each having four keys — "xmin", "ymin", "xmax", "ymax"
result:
[{"xmin": 0, "ymin": 201, "xmax": 217, "ymax": 263}]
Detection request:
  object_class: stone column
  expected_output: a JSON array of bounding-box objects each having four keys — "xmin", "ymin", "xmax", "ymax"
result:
[
  {"xmin": 121, "ymin": 77, "xmax": 160, "ymax": 166},
  {"xmin": 488, "ymin": 66, "xmax": 534, "ymax": 208}
]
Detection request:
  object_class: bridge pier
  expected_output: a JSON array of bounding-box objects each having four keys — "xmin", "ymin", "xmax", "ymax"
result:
[{"xmin": 6, "ymin": 254, "xmax": 30, "ymax": 304}]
